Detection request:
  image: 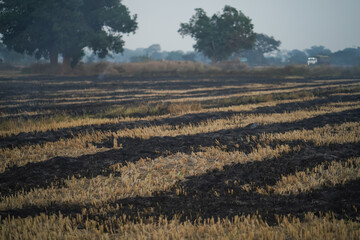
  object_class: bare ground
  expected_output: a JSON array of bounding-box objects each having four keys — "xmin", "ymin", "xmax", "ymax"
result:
[{"xmin": 0, "ymin": 75, "xmax": 359, "ymax": 228}]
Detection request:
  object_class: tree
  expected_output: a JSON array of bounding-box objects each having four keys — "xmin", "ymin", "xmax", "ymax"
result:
[
  {"xmin": 254, "ymin": 34, "xmax": 281, "ymax": 54},
  {"xmin": 145, "ymin": 44, "xmax": 161, "ymax": 57},
  {"xmin": 166, "ymin": 51, "xmax": 184, "ymax": 61},
  {"xmin": 144, "ymin": 44, "xmax": 165, "ymax": 60},
  {"xmin": 331, "ymin": 47, "xmax": 360, "ymax": 66},
  {"xmin": 0, "ymin": 0, "xmax": 137, "ymax": 70},
  {"xmin": 305, "ymin": 45, "xmax": 332, "ymax": 57},
  {"xmin": 182, "ymin": 52, "xmax": 197, "ymax": 62},
  {"xmin": 288, "ymin": 49, "xmax": 307, "ymax": 64},
  {"xmin": 241, "ymin": 33, "xmax": 281, "ymax": 65},
  {"xmin": 179, "ymin": 5, "xmax": 255, "ymax": 64}
]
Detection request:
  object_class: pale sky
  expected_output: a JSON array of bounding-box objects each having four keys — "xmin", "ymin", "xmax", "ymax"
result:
[{"xmin": 122, "ymin": 0, "xmax": 360, "ymax": 52}]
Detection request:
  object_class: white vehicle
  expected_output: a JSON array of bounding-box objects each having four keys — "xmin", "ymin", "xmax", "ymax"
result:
[{"xmin": 307, "ymin": 57, "xmax": 318, "ymax": 65}]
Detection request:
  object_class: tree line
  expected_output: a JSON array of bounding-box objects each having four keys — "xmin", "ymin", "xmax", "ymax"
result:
[
  {"xmin": 281, "ymin": 46, "xmax": 360, "ymax": 66},
  {"xmin": 0, "ymin": 2, "xmax": 359, "ymax": 68}
]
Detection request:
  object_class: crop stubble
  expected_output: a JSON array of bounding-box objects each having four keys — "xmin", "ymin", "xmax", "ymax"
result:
[{"xmin": 0, "ymin": 75, "xmax": 360, "ymax": 239}]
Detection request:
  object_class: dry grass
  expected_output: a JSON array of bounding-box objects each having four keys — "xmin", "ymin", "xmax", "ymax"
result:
[
  {"xmin": 19, "ymin": 61, "xmax": 360, "ymax": 79},
  {"xmin": 158, "ymin": 82, "xmax": 360, "ymax": 104},
  {"xmin": 1, "ymin": 79, "xmax": 359, "ymax": 141},
  {"xmin": 1, "ymin": 75, "xmax": 360, "ymax": 239},
  {"xmin": 0, "ymin": 144, "xmax": 293, "ymax": 210},
  {"xmin": 1, "ymin": 100, "xmax": 359, "ymax": 173},
  {"xmin": 2, "ymin": 79, "xmax": 355, "ymax": 110},
  {"xmin": 114, "ymin": 102, "xmax": 360, "ymax": 140},
  {"xmin": 243, "ymin": 64, "xmax": 360, "ymax": 79},
  {"xmin": 0, "ymin": 131, "xmax": 109, "ymax": 173},
  {"xmin": 257, "ymin": 157, "xmax": 360, "ymax": 195},
  {"xmin": 21, "ymin": 61, "xmax": 221, "ymax": 77},
  {"xmin": 1, "ymin": 212, "xmax": 359, "ymax": 240},
  {"xmin": 259, "ymin": 121, "xmax": 360, "ymax": 146},
  {"xmin": 0, "ymin": 115, "xmax": 118, "ymax": 137},
  {"xmin": 1, "ymin": 120, "xmax": 358, "ymax": 210},
  {"xmin": 0, "ymin": 97, "xmax": 317, "ymax": 137}
]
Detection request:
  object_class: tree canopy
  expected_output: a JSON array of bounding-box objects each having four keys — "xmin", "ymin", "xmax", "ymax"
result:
[
  {"xmin": 253, "ymin": 34, "xmax": 281, "ymax": 54},
  {"xmin": 241, "ymin": 33, "xmax": 281, "ymax": 65},
  {"xmin": 288, "ymin": 49, "xmax": 307, "ymax": 64},
  {"xmin": 0, "ymin": 0, "xmax": 137, "ymax": 68},
  {"xmin": 331, "ymin": 47, "xmax": 360, "ymax": 66},
  {"xmin": 145, "ymin": 44, "xmax": 161, "ymax": 58},
  {"xmin": 179, "ymin": 5, "xmax": 256, "ymax": 63},
  {"xmin": 305, "ymin": 45, "xmax": 332, "ymax": 57}
]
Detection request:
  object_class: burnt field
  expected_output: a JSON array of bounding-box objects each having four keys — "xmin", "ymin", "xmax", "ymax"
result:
[{"xmin": 1, "ymin": 74, "xmax": 360, "ymax": 239}]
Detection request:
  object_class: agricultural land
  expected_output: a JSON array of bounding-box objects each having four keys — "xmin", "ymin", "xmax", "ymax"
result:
[{"xmin": 0, "ymin": 71, "xmax": 360, "ymax": 239}]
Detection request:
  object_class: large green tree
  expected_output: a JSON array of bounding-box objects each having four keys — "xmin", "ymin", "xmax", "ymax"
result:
[
  {"xmin": 241, "ymin": 33, "xmax": 281, "ymax": 65},
  {"xmin": 305, "ymin": 45, "xmax": 332, "ymax": 57},
  {"xmin": 0, "ymin": 0, "xmax": 137, "ymax": 69},
  {"xmin": 288, "ymin": 49, "xmax": 307, "ymax": 64},
  {"xmin": 179, "ymin": 5, "xmax": 255, "ymax": 64},
  {"xmin": 254, "ymin": 34, "xmax": 281, "ymax": 55}
]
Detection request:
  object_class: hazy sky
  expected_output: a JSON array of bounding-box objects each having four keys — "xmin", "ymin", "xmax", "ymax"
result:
[{"xmin": 122, "ymin": 0, "xmax": 360, "ymax": 52}]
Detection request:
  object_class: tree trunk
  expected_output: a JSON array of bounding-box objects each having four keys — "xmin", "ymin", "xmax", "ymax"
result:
[
  {"xmin": 62, "ymin": 55, "xmax": 71, "ymax": 74},
  {"xmin": 50, "ymin": 49, "xmax": 58, "ymax": 66}
]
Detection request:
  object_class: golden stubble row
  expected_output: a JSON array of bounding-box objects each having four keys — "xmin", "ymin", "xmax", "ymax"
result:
[
  {"xmin": 1, "ymin": 118, "xmax": 359, "ymax": 239},
  {"xmin": 2, "ymin": 80, "xmax": 358, "ymax": 113},
  {"xmin": 0, "ymin": 131, "xmax": 109, "ymax": 173},
  {"xmin": 0, "ymin": 143, "xmax": 293, "ymax": 210},
  {"xmin": 113, "ymin": 102, "xmax": 360, "ymax": 140},
  {"xmin": 1, "ymin": 100, "xmax": 359, "ymax": 173},
  {"xmin": 1, "ymin": 120, "xmax": 359, "ymax": 211},
  {"xmin": 258, "ymin": 121, "xmax": 360, "ymax": 146},
  {"xmin": 2, "ymin": 76, "xmax": 347, "ymax": 105},
  {"xmin": 0, "ymin": 97, "xmax": 317, "ymax": 137},
  {"xmin": 1, "ymin": 211, "xmax": 359, "ymax": 240},
  {"xmin": 154, "ymin": 82, "xmax": 360, "ymax": 104},
  {"xmin": 2, "ymin": 81, "xmax": 359, "ymax": 137},
  {"xmin": 256, "ymin": 156, "xmax": 360, "ymax": 195},
  {"xmin": 5, "ymin": 78, "xmax": 324, "ymax": 105}
]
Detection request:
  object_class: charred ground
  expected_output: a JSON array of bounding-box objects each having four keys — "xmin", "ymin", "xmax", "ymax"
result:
[{"xmin": 1, "ymin": 74, "xmax": 360, "ymax": 238}]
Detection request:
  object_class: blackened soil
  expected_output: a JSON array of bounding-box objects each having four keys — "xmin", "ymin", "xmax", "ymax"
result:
[
  {"xmin": 1, "ymin": 107, "xmax": 360, "ymax": 197},
  {"xmin": 2, "ymin": 142, "xmax": 360, "ymax": 225},
  {"xmin": 0, "ymin": 76, "xmax": 360, "ymax": 226},
  {"xmin": 1, "ymin": 94, "xmax": 360, "ymax": 150}
]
